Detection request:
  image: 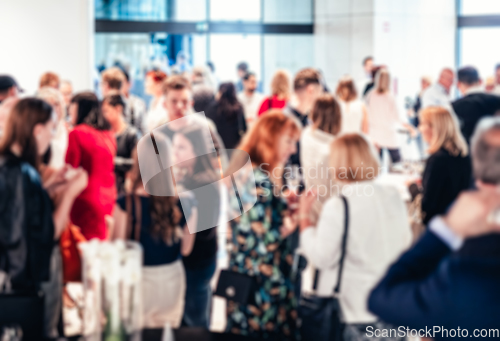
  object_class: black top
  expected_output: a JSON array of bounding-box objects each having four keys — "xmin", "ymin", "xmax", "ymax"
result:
[
  {"xmin": 117, "ymin": 194, "xmax": 196, "ymax": 266},
  {"xmin": 0, "ymin": 153, "xmax": 54, "ymax": 290},
  {"xmin": 115, "ymin": 125, "xmax": 140, "ymax": 196},
  {"xmin": 181, "ymin": 179, "xmax": 219, "ymax": 270},
  {"xmin": 451, "ymin": 93, "xmax": 500, "ymax": 145},
  {"xmin": 421, "ymin": 148, "xmax": 471, "ymax": 225},
  {"xmin": 205, "ymin": 101, "xmax": 246, "ymax": 149},
  {"xmin": 288, "ymin": 107, "xmax": 309, "ymax": 167}
]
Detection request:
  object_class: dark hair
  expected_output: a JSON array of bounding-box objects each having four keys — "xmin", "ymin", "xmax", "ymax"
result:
[
  {"xmin": 363, "ymin": 56, "xmax": 373, "ymax": 66},
  {"xmin": 71, "ymin": 92, "xmax": 110, "ymax": 130},
  {"xmin": 243, "ymin": 72, "xmax": 256, "ymax": 81},
  {"xmin": 217, "ymin": 82, "xmax": 242, "ymax": 118},
  {"xmin": 371, "ymin": 65, "xmax": 384, "ymax": 79},
  {"xmin": 294, "ymin": 68, "xmax": 321, "ymax": 91},
  {"xmin": 336, "ymin": 77, "xmax": 358, "ymax": 102},
  {"xmin": 0, "ymin": 98, "xmax": 53, "ymax": 169},
  {"xmin": 311, "ymin": 94, "xmax": 342, "ymax": 135},
  {"xmin": 103, "ymin": 94, "xmax": 126, "ymax": 116},
  {"xmin": 207, "ymin": 61, "xmax": 215, "ymax": 73},
  {"xmin": 237, "ymin": 62, "xmax": 248, "ymax": 72},
  {"xmin": 163, "ymin": 75, "xmax": 191, "ymax": 95},
  {"xmin": 128, "ymin": 150, "xmax": 182, "ymax": 245},
  {"xmin": 457, "ymin": 66, "xmax": 480, "ymax": 85}
]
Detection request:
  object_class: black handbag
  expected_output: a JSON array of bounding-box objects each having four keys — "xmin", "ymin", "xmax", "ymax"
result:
[
  {"xmin": 0, "ymin": 248, "xmax": 45, "ymax": 340},
  {"xmin": 214, "ymin": 270, "xmax": 257, "ymax": 305},
  {"xmin": 299, "ymin": 195, "xmax": 350, "ymax": 341}
]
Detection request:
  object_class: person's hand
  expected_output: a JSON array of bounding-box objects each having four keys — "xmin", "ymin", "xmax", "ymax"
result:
[
  {"xmin": 41, "ymin": 165, "xmax": 68, "ymax": 191},
  {"xmin": 299, "ymin": 189, "xmax": 316, "ymax": 218},
  {"xmin": 280, "ymin": 216, "xmax": 298, "ymax": 238},
  {"xmin": 443, "ymin": 190, "xmax": 500, "ymax": 238},
  {"xmin": 283, "ymin": 188, "xmax": 299, "ymax": 212},
  {"xmin": 65, "ymin": 167, "xmax": 88, "ymax": 199}
]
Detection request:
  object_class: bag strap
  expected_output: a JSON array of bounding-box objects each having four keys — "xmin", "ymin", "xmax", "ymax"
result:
[
  {"xmin": 312, "ymin": 195, "xmax": 349, "ymax": 295},
  {"xmin": 125, "ymin": 194, "xmax": 142, "ymax": 241},
  {"xmin": 334, "ymin": 195, "xmax": 349, "ymax": 294}
]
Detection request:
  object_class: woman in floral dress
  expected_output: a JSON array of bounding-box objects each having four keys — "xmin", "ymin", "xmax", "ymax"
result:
[{"xmin": 225, "ymin": 110, "xmax": 302, "ymax": 340}]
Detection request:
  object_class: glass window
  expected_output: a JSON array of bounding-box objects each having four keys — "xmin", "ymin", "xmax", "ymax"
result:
[
  {"xmin": 208, "ymin": 34, "xmax": 261, "ymax": 85},
  {"xmin": 459, "ymin": 27, "xmax": 500, "ymax": 82},
  {"xmin": 209, "ymin": 0, "xmax": 261, "ymax": 21},
  {"xmin": 95, "ymin": 32, "xmax": 207, "ymax": 100},
  {"xmin": 460, "ymin": 0, "xmax": 500, "ymax": 15},
  {"xmin": 262, "ymin": 35, "xmax": 314, "ymax": 94},
  {"xmin": 95, "ymin": 0, "xmax": 207, "ymax": 22},
  {"xmin": 263, "ymin": 0, "xmax": 313, "ymax": 24}
]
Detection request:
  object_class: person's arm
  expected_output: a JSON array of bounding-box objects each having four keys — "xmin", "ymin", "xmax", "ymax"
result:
[
  {"xmin": 181, "ymin": 207, "xmax": 197, "ymax": 256},
  {"xmin": 51, "ymin": 168, "xmax": 88, "ymax": 238},
  {"xmin": 361, "ymin": 103, "xmax": 369, "ymax": 134},
  {"xmin": 369, "ymin": 190, "xmax": 500, "ymax": 328},
  {"xmin": 65, "ymin": 130, "xmax": 81, "ymax": 168},
  {"xmin": 112, "ymin": 203, "xmax": 128, "ymax": 240},
  {"xmin": 299, "ymin": 196, "xmax": 344, "ymax": 269}
]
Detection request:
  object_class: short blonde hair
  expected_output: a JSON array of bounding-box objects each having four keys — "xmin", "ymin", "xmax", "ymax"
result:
[
  {"xmin": 270, "ymin": 70, "xmax": 291, "ymax": 99},
  {"xmin": 101, "ymin": 67, "xmax": 125, "ymax": 90},
  {"xmin": 420, "ymin": 107, "xmax": 468, "ymax": 157},
  {"xmin": 329, "ymin": 133, "xmax": 380, "ymax": 182}
]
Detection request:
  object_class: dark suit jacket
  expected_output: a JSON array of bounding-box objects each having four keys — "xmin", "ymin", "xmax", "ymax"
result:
[
  {"xmin": 368, "ymin": 230, "xmax": 500, "ymax": 340},
  {"xmin": 451, "ymin": 93, "xmax": 500, "ymax": 145}
]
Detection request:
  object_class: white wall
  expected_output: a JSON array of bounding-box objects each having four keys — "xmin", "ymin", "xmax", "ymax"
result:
[
  {"xmin": 0, "ymin": 0, "xmax": 95, "ymax": 95},
  {"xmin": 315, "ymin": 0, "xmax": 456, "ymax": 103}
]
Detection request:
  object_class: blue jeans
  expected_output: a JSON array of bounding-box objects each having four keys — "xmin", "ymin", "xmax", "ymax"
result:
[{"xmin": 182, "ymin": 260, "xmax": 216, "ymax": 328}]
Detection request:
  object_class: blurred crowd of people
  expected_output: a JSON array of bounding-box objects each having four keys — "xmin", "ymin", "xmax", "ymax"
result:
[{"xmin": 0, "ymin": 55, "xmax": 500, "ymax": 341}]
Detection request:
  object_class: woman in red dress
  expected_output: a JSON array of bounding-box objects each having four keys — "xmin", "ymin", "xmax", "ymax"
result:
[
  {"xmin": 66, "ymin": 92, "xmax": 116, "ymax": 240},
  {"xmin": 257, "ymin": 69, "xmax": 290, "ymax": 116}
]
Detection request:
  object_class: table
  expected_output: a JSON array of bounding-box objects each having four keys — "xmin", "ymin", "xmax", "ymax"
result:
[{"xmin": 142, "ymin": 327, "xmax": 260, "ymax": 341}]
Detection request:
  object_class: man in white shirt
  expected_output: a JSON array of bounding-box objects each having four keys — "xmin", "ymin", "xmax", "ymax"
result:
[
  {"xmin": 421, "ymin": 68, "xmax": 455, "ymax": 109},
  {"xmin": 237, "ymin": 72, "xmax": 264, "ymax": 127}
]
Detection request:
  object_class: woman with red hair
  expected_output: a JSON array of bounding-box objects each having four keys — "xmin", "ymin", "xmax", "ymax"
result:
[{"xmin": 225, "ymin": 110, "xmax": 301, "ymax": 340}]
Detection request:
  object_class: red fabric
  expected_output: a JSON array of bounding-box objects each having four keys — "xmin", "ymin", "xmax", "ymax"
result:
[
  {"xmin": 65, "ymin": 124, "xmax": 116, "ymax": 240},
  {"xmin": 60, "ymin": 223, "xmax": 86, "ymax": 282},
  {"xmin": 257, "ymin": 95, "xmax": 287, "ymax": 116}
]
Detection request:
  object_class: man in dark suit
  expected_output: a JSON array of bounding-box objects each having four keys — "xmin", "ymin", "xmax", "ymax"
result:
[
  {"xmin": 452, "ymin": 66, "xmax": 500, "ymax": 145},
  {"xmin": 369, "ymin": 117, "xmax": 500, "ymax": 340}
]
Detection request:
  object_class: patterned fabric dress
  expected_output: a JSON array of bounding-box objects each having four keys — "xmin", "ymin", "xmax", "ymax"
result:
[{"xmin": 225, "ymin": 168, "xmax": 300, "ymax": 340}]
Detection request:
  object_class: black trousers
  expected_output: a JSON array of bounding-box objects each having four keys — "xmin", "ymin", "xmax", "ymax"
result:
[{"xmin": 379, "ymin": 148, "xmax": 401, "ymax": 164}]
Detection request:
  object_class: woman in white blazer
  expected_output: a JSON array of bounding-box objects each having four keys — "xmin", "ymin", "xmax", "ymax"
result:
[{"xmin": 299, "ymin": 133, "xmax": 412, "ymax": 341}]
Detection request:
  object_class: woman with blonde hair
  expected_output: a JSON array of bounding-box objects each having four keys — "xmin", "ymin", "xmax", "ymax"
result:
[
  {"xmin": 257, "ymin": 70, "xmax": 290, "ymax": 116},
  {"xmin": 225, "ymin": 110, "xmax": 301, "ymax": 340},
  {"xmin": 336, "ymin": 76, "xmax": 369, "ymax": 134},
  {"xmin": 299, "ymin": 133, "xmax": 411, "ymax": 341},
  {"xmin": 418, "ymin": 106, "xmax": 471, "ymax": 224},
  {"xmin": 36, "ymin": 86, "xmax": 68, "ymax": 168},
  {"xmin": 366, "ymin": 68, "xmax": 414, "ymax": 163}
]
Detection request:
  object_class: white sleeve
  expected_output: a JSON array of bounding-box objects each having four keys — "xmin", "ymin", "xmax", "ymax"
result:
[
  {"xmin": 429, "ymin": 216, "xmax": 464, "ymax": 251},
  {"xmin": 300, "ymin": 197, "xmax": 344, "ymax": 269}
]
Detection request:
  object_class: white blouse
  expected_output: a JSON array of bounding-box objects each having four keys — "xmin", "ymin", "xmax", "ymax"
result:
[
  {"xmin": 300, "ymin": 126, "xmax": 335, "ymax": 191},
  {"xmin": 338, "ymin": 99, "xmax": 364, "ymax": 134},
  {"xmin": 300, "ymin": 181, "xmax": 412, "ymax": 324},
  {"xmin": 366, "ymin": 91, "xmax": 401, "ymax": 148}
]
